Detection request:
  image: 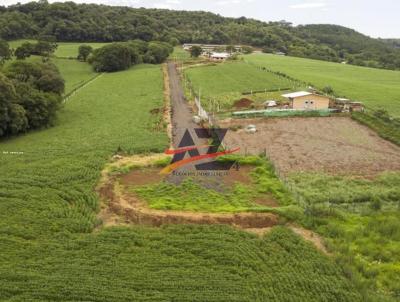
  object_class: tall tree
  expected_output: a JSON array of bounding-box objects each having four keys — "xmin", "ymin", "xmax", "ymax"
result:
[
  {"xmin": 77, "ymin": 45, "xmax": 93, "ymax": 61},
  {"xmin": 0, "ymin": 40, "xmax": 11, "ymax": 65},
  {"xmin": 190, "ymin": 46, "xmax": 202, "ymax": 58}
]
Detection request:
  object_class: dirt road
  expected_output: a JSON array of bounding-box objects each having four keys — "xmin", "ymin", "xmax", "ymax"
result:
[
  {"xmin": 168, "ymin": 62, "xmax": 207, "ymax": 148},
  {"xmin": 167, "ymin": 62, "xmax": 235, "ymax": 188}
]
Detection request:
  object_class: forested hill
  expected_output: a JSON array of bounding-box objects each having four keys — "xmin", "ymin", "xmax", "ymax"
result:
[{"xmin": 1, "ymin": 0, "xmax": 400, "ymax": 70}]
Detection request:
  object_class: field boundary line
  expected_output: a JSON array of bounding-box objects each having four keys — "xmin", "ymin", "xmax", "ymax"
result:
[{"xmin": 63, "ymin": 72, "xmax": 105, "ymax": 103}]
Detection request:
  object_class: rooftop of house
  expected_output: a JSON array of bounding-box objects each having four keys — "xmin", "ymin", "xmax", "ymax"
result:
[{"xmin": 282, "ymin": 91, "xmax": 313, "ymax": 99}]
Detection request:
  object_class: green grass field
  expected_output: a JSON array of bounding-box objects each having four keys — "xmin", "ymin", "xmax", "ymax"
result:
[
  {"xmin": 0, "ymin": 62, "xmax": 364, "ymax": 301},
  {"xmin": 244, "ymin": 54, "xmax": 400, "ymax": 116},
  {"xmin": 8, "ymin": 40, "xmax": 109, "ymax": 58},
  {"xmin": 169, "ymin": 46, "xmax": 192, "ymax": 61},
  {"xmin": 5, "ymin": 42, "xmax": 98, "ymax": 94},
  {"xmin": 51, "ymin": 42, "xmax": 109, "ymax": 58},
  {"xmin": 52, "ymin": 58, "xmax": 97, "ymax": 93},
  {"xmin": 185, "ymin": 61, "xmax": 299, "ymax": 109}
]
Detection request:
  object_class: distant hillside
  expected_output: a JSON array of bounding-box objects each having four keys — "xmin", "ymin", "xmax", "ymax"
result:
[
  {"xmin": 381, "ymin": 38, "xmax": 400, "ymax": 48},
  {"xmin": 1, "ymin": 1, "xmax": 400, "ymax": 70}
]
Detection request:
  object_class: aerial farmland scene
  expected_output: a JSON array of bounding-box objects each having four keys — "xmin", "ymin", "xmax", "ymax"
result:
[{"xmin": 1, "ymin": 0, "xmax": 400, "ymax": 301}]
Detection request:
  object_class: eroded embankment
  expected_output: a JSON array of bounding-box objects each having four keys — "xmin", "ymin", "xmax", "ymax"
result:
[{"xmin": 99, "ymin": 176, "xmax": 278, "ymax": 230}]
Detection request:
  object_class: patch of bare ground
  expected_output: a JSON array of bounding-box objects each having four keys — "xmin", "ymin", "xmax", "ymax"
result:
[
  {"xmin": 218, "ymin": 116, "xmax": 400, "ymax": 177},
  {"xmin": 288, "ymin": 224, "xmax": 330, "ymax": 255},
  {"xmin": 220, "ymin": 165, "xmax": 253, "ymax": 188},
  {"xmin": 120, "ymin": 167, "xmax": 164, "ymax": 187}
]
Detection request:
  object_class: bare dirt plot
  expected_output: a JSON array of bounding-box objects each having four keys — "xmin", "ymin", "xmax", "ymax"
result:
[{"xmin": 218, "ymin": 116, "xmax": 400, "ymax": 177}]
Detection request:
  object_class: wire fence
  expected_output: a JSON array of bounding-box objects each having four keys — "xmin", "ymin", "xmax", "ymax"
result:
[{"xmin": 63, "ymin": 73, "xmax": 104, "ymax": 103}]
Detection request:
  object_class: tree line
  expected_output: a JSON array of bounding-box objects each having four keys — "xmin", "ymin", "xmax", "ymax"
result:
[
  {"xmin": 88, "ymin": 41, "xmax": 173, "ymax": 72},
  {"xmin": 0, "ymin": 60, "xmax": 64, "ymax": 137},
  {"xmin": 1, "ymin": 1, "xmax": 400, "ymax": 70}
]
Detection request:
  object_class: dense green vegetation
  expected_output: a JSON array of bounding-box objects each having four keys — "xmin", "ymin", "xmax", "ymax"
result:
[
  {"xmin": 130, "ymin": 156, "xmax": 293, "ymax": 213},
  {"xmin": 1, "ymin": 1, "xmax": 400, "ymax": 69},
  {"xmin": 287, "ymin": 171, "xmax": 400, "ymax": 300},
  {"xmin": 244, "ymin": 54, "xmax": 400, "ymax": 116},
  {"xmin": 90, "ymin": 41, "xmax": 173, "ymax": 72},
  {"xmin": 13, "ymin": 40, "xmax": 57, "ymax": 59},
  {"xmin": 185, "ymin": 61, "xmax": 298, "ymax": 109},
  {"xmin": 0, "ymin": 223, "xmax": 363, "ymax": 301},
  {"xmin": 0, "ymin": 60, "xmax": 64, "ymax": 137},
  {"xmin": 0, "ymin": 39, "xmax": 12, "ymax": 63}
]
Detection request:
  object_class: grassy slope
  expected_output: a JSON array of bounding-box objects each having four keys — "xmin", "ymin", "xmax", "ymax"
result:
[
  {"xmin": 52, "ymin": 58, "xmax": 97, "ymax": 93},
  {"xmin": 3, "ymin": 50, "xmax": 97, "ymax": 94},
  {"xmin": 185, "ymin": 61, "xmax": 298, "ymax": 108},
  {"xmin": 0, "ymin": 63, "xmax": 362, "ymax": 300},
  {"xmin": 244, "ymin": 54, "xmax": 400, "ymax": 116}
]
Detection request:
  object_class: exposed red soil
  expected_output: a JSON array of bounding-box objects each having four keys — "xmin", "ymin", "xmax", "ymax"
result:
[
  {"xmin": 220, "ymin": 165, "xmax": 253, "ymax": 187},
  {"xmin": 233, "ymin": 98, "xmax": 254, "ymax": 109},
  {"xmin": 218, "ymin": 116, "xmax": 400, "ymax": 177},
  {"xmin": 120, "ymin": 167, "xmax": 165, "ymax": 187}
]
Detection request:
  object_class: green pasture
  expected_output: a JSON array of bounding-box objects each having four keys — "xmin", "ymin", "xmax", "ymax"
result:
[
  {"xmin": 8, "ymin": 40, "xmax": 109, "ymax": 58},
  {"xmin": 184, "ymin": 61, "xmax": 300, "ymax": 109},
  {"xmin": 52, "ymin": 41, "xmax": 109, "ymax": 58},
  {"xmin": 52, "ymin": 58, "xmax": 97, "ymax": 93},
  {"xmin": 2, "ymin": 55, "xmax": 96, "ymax": 94},
  {"xmin": 244, "ymin": 54, "xmax": 400, "ymax": 116},
  {"xmin": 169, "ymin": 46, "xmax": 192, "ymax": 62}
]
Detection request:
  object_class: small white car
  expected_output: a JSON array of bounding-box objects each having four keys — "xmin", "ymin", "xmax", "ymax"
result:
[{"xmin": 245, "ymin": 124, "xmax": 257, "ymax": 134}]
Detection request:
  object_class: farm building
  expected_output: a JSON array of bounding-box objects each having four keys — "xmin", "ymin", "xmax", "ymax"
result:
[
  {"xmin": 183, "ymin": 44, "xmax": 243, "ymax": 53},
  {"xmin": 210, "ymin": 52, "xmax": 231, "ymax": 61},
  {"xmin": 282, "ymin": 91, "xmax": 331, "ymax": 110}
]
